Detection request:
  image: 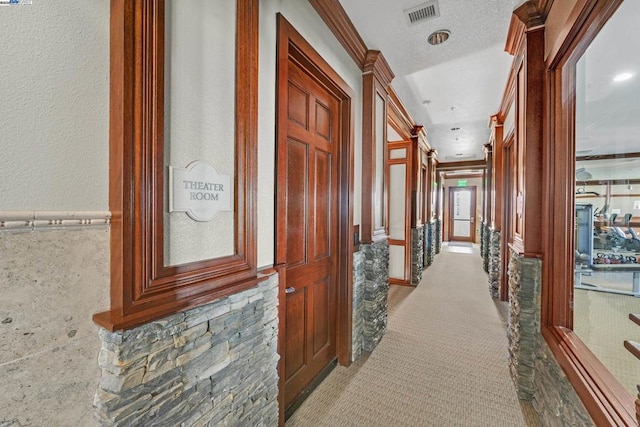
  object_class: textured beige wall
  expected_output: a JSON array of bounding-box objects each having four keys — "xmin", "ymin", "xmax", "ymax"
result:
[{"xmin": 0, "ymin": 0, "xmax": 109, "ymax": 211}]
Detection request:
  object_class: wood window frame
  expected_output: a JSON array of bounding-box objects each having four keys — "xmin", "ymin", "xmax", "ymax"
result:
[
  {"xmin": 94, "ymin": 0, "xmax": 260, "ymax": 331},
  {"xmin": 541, "ymin": 0, "xmax": 636, "ymax": 424}
]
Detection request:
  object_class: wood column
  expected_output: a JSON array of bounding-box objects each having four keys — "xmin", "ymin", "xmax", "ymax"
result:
[{"xmin": 361, "ymin": 50, "xmax": 393, "ymax": 243}]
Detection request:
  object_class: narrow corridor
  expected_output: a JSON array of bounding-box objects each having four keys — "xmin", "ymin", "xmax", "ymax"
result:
[{"xmin": 287, "ymin": 244, "xmax": 540, "ymax": 426}]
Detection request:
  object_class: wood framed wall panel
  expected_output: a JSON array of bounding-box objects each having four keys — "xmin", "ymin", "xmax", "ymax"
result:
[
  {"xmin": 387, "ymin": 140, "xmax": 412, "ymax": 286},
  {"xmin": 95, "ymin": 0, "xmax": 260, "ymax": 331}
]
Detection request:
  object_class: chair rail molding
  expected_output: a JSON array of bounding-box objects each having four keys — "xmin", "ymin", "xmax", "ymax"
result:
[{"xmin": 0, "ymin": 211, "xmax": 111, "ymax": 231}]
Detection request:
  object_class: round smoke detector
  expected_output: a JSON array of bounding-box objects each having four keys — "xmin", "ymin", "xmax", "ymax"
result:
[{"xmin": 428, "ymin": 29, "xmax": 451, "ymax": 45}]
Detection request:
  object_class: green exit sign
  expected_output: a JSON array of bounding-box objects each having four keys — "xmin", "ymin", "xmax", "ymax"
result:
[{"xmin": 457, "ymin": 179, "xmax": 468, "ymax": 187}]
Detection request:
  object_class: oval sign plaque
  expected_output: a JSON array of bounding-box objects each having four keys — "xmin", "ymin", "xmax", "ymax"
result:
[{"xmin": 169, "ymin": 161, "xmax": 232, "ymax": 222}]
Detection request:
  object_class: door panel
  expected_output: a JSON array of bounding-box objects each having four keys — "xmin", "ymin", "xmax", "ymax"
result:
[
  {"xmin": 448, "ymin": 187, "xmax": 476, "ymax": 242},
  {"xmin": 286, "ymin": 139, "xmax": 308, "ymax": 268},
  {"xmin": 312, "ymin": 276, "xmax": 331, "ymax": 355},
  {"xmin": 314, "ymin": 150, "xmax": 331, "ymax": 259},
  {"xmin": 285, "ymin": 288, "xmax": 307, "ymax": 378},
  {"xmin": 283, "ymin": 60, "xmax": 339, "ymax": 409}
]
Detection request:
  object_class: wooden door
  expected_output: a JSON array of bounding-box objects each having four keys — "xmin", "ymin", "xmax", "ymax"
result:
[
  {"xmin": 448, "ymin": 187, "xmax": 476, "ymax": 242},
  {"xmin": 281, "ymin": 60, "xmax": 339, "ymax": 410}
]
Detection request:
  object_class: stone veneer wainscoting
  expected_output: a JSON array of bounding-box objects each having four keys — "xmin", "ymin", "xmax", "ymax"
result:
[
  {"xmin": 507, "ymin": 250, "xmax": 593, "ymax": 426},
  {"xmin": 411, "ymin": 225, "xmax": 424, "ymax": 286},
  {"xmin": 424, "ymin": 221, "xmax": 436, "ymax": 268},
  {"xmin": 94, "ymin": 274, "xmax": 279, "ymax": 426},
  {"xmin": 488, "ymin": 228, "xmax": 501, "ymax": 298},
  {"xmin": 481, "ymin": 222, "xmax": 490, "ymax": 273},
  {"xmin": 352, "ymin": 251, "xmax": 365, "ymax": 361},
  {"xmin": 360, "ymin": 240, "xmax": 389, "ymax": 352},
  {"xmin": 435, "ymin": 219, "xmax": 442, "ymax": 255}
]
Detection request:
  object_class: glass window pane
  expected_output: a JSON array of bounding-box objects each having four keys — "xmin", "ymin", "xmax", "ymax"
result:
[{"xmin": 573, "ymin": 0, "xmax": 640, "ymax": 396}]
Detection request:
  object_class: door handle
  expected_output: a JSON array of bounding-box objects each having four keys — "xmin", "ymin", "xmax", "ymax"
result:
[{"xmin": 285, "ymin": 287, "xmax": 295, "ymax": 294}]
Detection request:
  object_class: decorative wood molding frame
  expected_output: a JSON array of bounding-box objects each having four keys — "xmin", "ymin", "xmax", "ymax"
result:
[
  {"xmin": 387, "ymin": 139, "xmax": 413, "ymax": 286},
  {"xmin": 94, "ymin": 0, "xmax": 260, "ymax": 331},
  {"xmin": 0, "ymin": 211, "xmax": 111, "ymax": 231},
  {"xmin": 308, "ymin": 0, "xmax": 368, "ymax": 68}
]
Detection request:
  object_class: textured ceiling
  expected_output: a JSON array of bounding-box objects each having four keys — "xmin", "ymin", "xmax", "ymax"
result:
[{"xmin": 340, "ymin": 0, "xmax": 522, "ymax": 162}]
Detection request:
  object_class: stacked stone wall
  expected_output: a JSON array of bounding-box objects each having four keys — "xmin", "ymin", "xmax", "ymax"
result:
[
  {"xmin": 507, "ymin": 250, "xmax": 594, "ymax": 426},
  {"xmin": 488, "ymin": 228, "xmax": 501, "ymax": 298},
  {"xmin": 360, "ymin": 240, "xmax": 389, "ymax": 352},
  {"xmin": 352, "ymin": 251, "xmax": 365, "ymax": 361},
  {"xmin": 435, "ymin": 219, "xmax": 442, "ymax": 255},
  {"xmin": 507, "ymin": 250, "xmax": 540, "ymax": 399},
  {"xmin": 94, "ymin": 274, "xmax": 279, "ymax": 426},
  {"xmin": 482, "ymin": 223, "xmax": 490, "ymax": 273},
  {"xmin": 411, "ymin": 226, "xmax": 424, "ymax": 286},
  {"xmin": 424, "ymin": 222, "xmax": 436, "ymax": 267}
]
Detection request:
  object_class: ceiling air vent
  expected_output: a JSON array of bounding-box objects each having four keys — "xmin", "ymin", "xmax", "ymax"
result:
[{"xmin": 404, "ymin": 1, "xmax": 441, "ymax": 26}]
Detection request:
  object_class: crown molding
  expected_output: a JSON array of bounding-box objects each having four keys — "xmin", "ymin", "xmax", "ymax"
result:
[
  {"xmin": 388, "ymin": 86, "xmax": 420, "ymax": 142},
  {"xmin": 308, "ymin": 0, "xmax": 368, "ymax": 69},
  {"xmin": 363, "ymin": 50, "xmax": 394, "ymax": 87}
]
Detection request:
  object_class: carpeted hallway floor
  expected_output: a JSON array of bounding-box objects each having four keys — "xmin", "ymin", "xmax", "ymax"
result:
[{"xmin": 286, "ymin": 245, "xmax": 541, "ymax": 426}]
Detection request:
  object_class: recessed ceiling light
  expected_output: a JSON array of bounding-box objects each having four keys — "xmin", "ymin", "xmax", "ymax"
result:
[
  {"xmin": 613, "ymin": 72, "xmax": 634, "ymax": 82},
  {"xmin": 428, "ymin": 29, "xmax": 451, "ymax": 46}
]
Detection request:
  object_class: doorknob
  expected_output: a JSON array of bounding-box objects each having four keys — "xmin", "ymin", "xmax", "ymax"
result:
[{"xmin": 285, "ymin": 287, "xmax": 295, "ymax": 294}]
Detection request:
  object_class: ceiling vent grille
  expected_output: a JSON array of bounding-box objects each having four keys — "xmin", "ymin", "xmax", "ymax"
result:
[{"xmin": 404, "ymin": 1, "xmax": 440, "ymax": 25}]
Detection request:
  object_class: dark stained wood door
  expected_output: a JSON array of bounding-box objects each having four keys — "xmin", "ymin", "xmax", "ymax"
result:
[{"xmin": 282, "ymin": 60, "xmax": 339, "ymax": 409}]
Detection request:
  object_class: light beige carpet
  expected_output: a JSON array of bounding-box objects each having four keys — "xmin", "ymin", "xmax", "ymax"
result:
[{"xmin": 286, "ymin": 248, "xmax": 540, "ymax": 427}]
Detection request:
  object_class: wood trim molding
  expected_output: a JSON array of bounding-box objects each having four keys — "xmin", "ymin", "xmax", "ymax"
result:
[
  {"xmin": 514, "ymin": 0, "xmax": 546, "ymax": 29},
  {"xmin": 388, "ymin": 86, "xmax": 418, "ymax": 141},
  {"xmin": 308, "ymin": 0, "xmax": 368, "ymax": 69},
  {"xmin": 506, "ymin": 13, "xmax": 527, "ymax": 55},
  {"xmin": 363, "ymin": 50, "xmax": 394, "ymax": 88},
  {"xmin": 436, "ymin": 160, "xmax": 487, "ymax": 171},
  {"xmin": 442, "ymin": 173, "xmax": 483, "ymax": 180},
  {"xmin": 543, "ymin": 327, "xmax": 636, "ymax": 426},
  {"xmin": 498, "ymin": 68, "xmax": 517, "ymax": 122}
]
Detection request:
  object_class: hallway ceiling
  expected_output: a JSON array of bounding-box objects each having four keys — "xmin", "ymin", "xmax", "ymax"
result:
[{"xmin": 340, "ymin": 0, "xmax": 522, "ymax": 163}]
